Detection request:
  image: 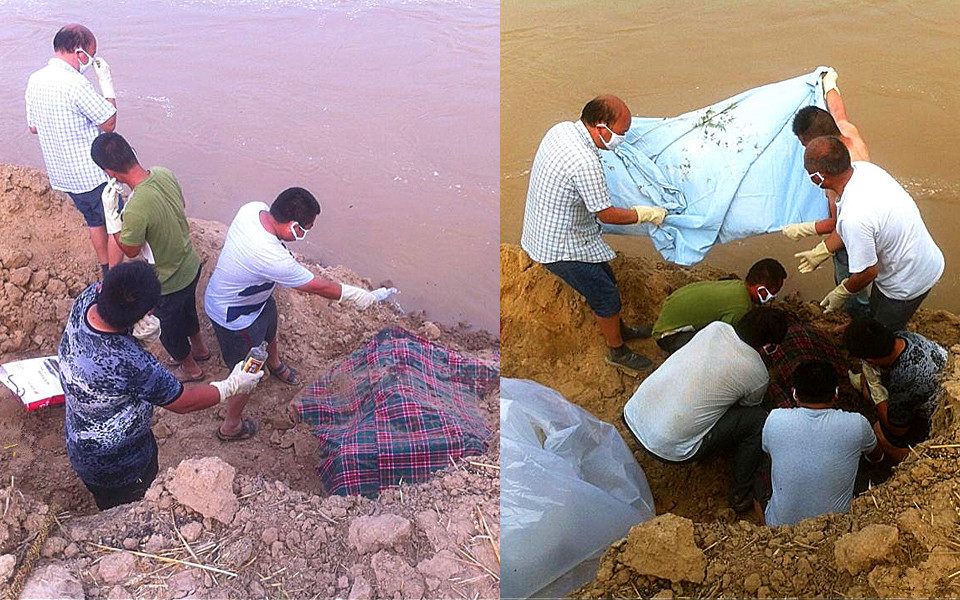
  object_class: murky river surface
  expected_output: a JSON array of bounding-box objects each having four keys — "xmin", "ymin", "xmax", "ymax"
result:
[
  {"xmin": 503, "ymin": 1, "xmax": 960, "ymax": 312},
  {"xmin": 1, "ymin": 0, "xmax": 499, "ymax": 332}
]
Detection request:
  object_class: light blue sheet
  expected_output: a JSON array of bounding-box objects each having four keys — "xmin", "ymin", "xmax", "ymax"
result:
[{"xmin": 601, "ymin": 67, "xmax": 832, "ymax": 265}]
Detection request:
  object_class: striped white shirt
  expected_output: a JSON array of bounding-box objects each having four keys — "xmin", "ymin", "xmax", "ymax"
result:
[
  {"xmin": 25, "ymin": 58, "xmax": 116, "ymax": 193},
  {"xmin": 520, "ymin": 120, "xmax": 615, "ymax": 264}
]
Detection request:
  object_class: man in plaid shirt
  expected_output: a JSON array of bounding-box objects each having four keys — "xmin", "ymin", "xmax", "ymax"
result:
[
  {"xmin": 26, "ymin": 24, "xmax": 120, "ymax": 278},
  {"xmin": 521, "ymin": 95, "xmax": 667, "ymax": 375}
]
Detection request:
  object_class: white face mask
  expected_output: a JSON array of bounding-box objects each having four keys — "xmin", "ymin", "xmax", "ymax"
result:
[
  {"xmin": 290, "ymin": 221, "xmax": 309, "ymax": 241},
  {"xmin": 76, "ymin": 48, "xmax": 94, "ymax": 74},
  {"xmin": 756, "ymin": 285, "xmax": 777, "ymax": 305},
  {"xmin": 598, "ymin": 124, "xmax": 626, "ymax": 151}
]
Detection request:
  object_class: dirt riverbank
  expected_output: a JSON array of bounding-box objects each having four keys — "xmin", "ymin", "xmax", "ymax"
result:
[
  {"xmin": 0, "ymin": 164, "xmax": 500, "ymax": 599},
  {"xmin": 502, "ymin": 242, "xmax": 960, "ymax": 599}
]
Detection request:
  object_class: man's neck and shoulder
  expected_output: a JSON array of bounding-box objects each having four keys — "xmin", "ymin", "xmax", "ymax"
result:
[{"xmin": 541, "ymin": 120, "xmax": 602, "ymax": 164}]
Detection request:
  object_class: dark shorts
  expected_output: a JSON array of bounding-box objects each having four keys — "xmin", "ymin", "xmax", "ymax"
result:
[
  {"xmin": 870, "ymin": 286, "xmax": 929, "ymax": 332},
  {"xmin": 154, "ymin": 266, "xmax": 203, "ymax": 361},
  {"xmin": 543, "ymin": 260, "xmax": 622, "ymax": 318},
  {"xmin": 66, "ymin": 181, "xmax": 109, "ymax": 227},
  {"xmin": 211, "ymin": 295, "xmax": 278, "ymax": 368},
  {"xmin": 83, "ymin": 436, "xmax": 159, "ymax": 511}
]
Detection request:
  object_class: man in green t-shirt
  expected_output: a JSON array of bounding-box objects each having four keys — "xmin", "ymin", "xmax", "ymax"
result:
[
  {"xmin": 653, "ymin": 258, "xmax": 787, "ymax": 353},
  {"xmin": 91, "ymin": 132, "xmax": 210, "ymax": 382}
]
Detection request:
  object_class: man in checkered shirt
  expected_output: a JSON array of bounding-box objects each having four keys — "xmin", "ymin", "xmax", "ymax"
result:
[
  {"xmin": 26, "ymin": 24, "xmax": 121, "ymax": 278},
  {"xmin": 521, "ymin": 95, "xmax": 667, "ymax": 375}
]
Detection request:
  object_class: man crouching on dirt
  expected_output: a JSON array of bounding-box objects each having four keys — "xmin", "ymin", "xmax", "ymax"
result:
[
  {"xmin": 58, "ymin": 262, "xmax": 264, "ymax": 510},
  {"xmin": 623, "ymin": 307, "xmax": 789, "ymax": 513}
]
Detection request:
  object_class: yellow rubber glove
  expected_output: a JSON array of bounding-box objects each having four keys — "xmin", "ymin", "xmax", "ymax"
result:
[
  {"xmin": 93, "ymin": 56, "xmax": 116, "ymax": 99},
  {"xmin": 795, "ymin": 240, "xmax": 833, "ymax": 273},
  {"xmin": 101, "ymin": 178, "xmax": 123, "ymax": 234},
  {"xmin": 131, "ymin": 314, "xmax": 161, "ymax": 346},
  {"xmin": 820, "ymin": 279, "xmax": 853, "ymax": 313},
  {"xmin": 782, "ymin": 221, "xmax": 818, "ymax": 241},
  {"xmin": 211, "ymin": 361, "xmax": 265, "ymax": 401},
  {"xmin": 339, "ymin": 283, "xmax": 376, "ymax": 310},
  {"xmin": 633, "ymin": 206, "xmax": 667, "ymax": 227},
  {"xmin": 862, "ymin": 362, "xmax": 889, "ymax": 405},
  {"xmin": 822, "ymin": 67, "xmax": 839, "ymax": 96}
]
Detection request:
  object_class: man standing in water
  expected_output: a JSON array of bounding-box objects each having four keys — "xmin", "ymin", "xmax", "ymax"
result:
[
  {"xmin": 26, "ymin": 24, "xmax": 121, "ymax": 278},
  {"xmin": 520, "ymin": 95, "xmax": 667, "ymax": 375},
  {"xmin": 786, "ymin": 69, "xmax": 871, "ymax": 317}
]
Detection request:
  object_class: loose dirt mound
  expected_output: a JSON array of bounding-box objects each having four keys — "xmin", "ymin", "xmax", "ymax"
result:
[
  {"xmin": 501, "ymin": 242, "xmax": 960, "ymax": 598},
  {"xmin": 0, "ymin": 165, "xmax": 500, "ymax": 599}
]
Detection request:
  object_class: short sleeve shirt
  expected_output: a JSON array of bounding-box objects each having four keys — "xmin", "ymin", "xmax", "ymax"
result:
[
  {"xmin": 884, "ymin": 332, "xmax": 947, "ymax": 429},
  {"xmin": 520, "ymin": 121, "xmax": 616, "ymax": 264},
  {"xmin": 762, "ymin": 408, "xmax": 876, "ymax": 527},
  {"xmin": 652, "ymin": 279, "xmax": 753, "ymax": 338},
  {"xmin": 204, "ymin": 202, "xmax": 315, "ymax": 330},
  {"xmin": 836, "ymin": 162, "xmax": 944, "ymax": 301},
  {"xmin": 623, "ymin": 322, "xmax": 769, "ymax": 461},
  {"xmin": 120, "ymin": 167, "xmax": 201, "ymax": 295},
  {"xmin": 59, "ymin": 284, "xmax": 183, "ymax": 488},
  {"xmin": 25, "ymin": 58, "xmax": 116, "ymax": 193}
]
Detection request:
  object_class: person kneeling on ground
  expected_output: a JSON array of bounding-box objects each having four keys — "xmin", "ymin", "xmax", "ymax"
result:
[
  {"xmin": 623, "ymin": 307, "xmax": 788, "ymax": 512},
  {"xmin": 652, "ymin": 258, "xmax": 787, "ymax": 354},
  {"xmin": 762, "ymin": 360, "xmax": 882, "ymax": 527},
  {"xmin": 844, "ymin": 317, "xmax": 947, "ymax": 463},
  {"xmin": 203, "ymin": 187, "xmax": 381, "ymax": 441},
  {"xmin": 59, "ymin": 262, "xmax": 264, "ymax": 510}
]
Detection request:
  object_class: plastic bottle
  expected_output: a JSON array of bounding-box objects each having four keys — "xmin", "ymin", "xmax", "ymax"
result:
[
  {"xmin": 371, "ymin": 287, "xmax": 399, "ymax": 302},
  {"xmin": 242, "ymin": 341, "xmax": 269, "ymax": 374}
]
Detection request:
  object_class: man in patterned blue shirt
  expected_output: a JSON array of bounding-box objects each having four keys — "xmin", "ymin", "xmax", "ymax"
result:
[
  {"xmin": 59, "ymin": 262, "xmax": 264, "ymax": 510},
  {"xmin": 26, "ymin": 24, "xmax": 121, "ymax": 278},
  {"xmin": 845, "ymin": 317, "xmax": 947, "ymax": 464},
  {"xmin": 520, "ymin": 95, "xmax": 668, "ymax": 375}
]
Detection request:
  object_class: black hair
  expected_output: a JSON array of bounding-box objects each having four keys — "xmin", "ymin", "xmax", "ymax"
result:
[
  {"xmin": 803, "ymin": 135, "xmax": 851, "ymax": 176},
  {"xmin": 844, "ymin": 317, "xmax": 897, "ymax": 359},
  {"xmin": 745, "ymin": 258, "xmax": 787, "ymax": 288},
  {"xmin": 269, "ymin": 187, "xmax": 321, "ymax": 224},
  {"xmin": 734, "ymin": 307, "xmax": 789, "ymax": 349},
  {"xmin": 53, "ymin": 24, "xmax": 94, "ymax": 53},
  {"xmin": 792, "ymin": 106, "xmax": 841, "ymax": 140},
  {"xmin": 91, "ymin": 132, "xmax": 139, "ymax": 173},
  {"xmin": 97, "ymin": 262, "xmax": 161, "ymax": 330},
  {"xmin": 791, "ymin": 360, "xmax": 838, "ymax": 404},
  {"xmin": 580, "ymin": 97, "xmax": 622, "ymax": 127}
]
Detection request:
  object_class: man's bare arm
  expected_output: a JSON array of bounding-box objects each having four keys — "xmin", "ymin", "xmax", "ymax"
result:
[
  {"xmin": 98, "ymin": 99, "xmax": 117, "ymax": 133},
  {"xmin": 111, "ymin": 233, "xmax": 141, "ymax": 259},
  {"xmin": 825, "ymin": 89, "xmax": 870, "ymax": 162}
]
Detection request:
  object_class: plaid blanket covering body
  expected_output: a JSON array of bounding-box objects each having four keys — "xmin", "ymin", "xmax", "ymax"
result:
[
  {"xmin": 761, "ymin": 322, "xmax": 868, "ymax": 415},
  {"xmin": 294, "ymin": 327, "xmax": 498, "ymax": 497}
]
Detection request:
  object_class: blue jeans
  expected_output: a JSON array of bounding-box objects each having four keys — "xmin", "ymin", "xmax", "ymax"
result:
[{"xmin": 543, "ymin": 260, "xmax": 622, "ymax": 318}]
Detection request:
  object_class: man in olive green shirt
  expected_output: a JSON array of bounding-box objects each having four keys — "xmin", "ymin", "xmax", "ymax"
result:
[
  {"xmin": 653, "ymin": 258, "xmax": 787, "ymax": 353},
  {"xmin": 91, "ymin": 132, "xmax": 210, "ymax": 381}
]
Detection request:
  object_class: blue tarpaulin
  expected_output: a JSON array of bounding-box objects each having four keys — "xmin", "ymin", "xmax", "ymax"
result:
[{"xmin": 601, "ymin": 67, "xmax": 832, "ymax": 265}]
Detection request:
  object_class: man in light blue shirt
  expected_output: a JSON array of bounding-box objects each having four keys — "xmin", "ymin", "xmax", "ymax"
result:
[{"xmin": 762, "ymin": 360, "xmax": 882, "ymax": 526}]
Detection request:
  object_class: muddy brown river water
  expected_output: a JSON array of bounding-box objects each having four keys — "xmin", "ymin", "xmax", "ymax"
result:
[{"xmin": 502, "ymin": 1, "xmax": 960, "ymax": 312}]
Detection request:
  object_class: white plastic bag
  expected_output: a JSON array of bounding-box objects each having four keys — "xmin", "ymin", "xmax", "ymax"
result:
[{"xmin": 501, "ymin": 378, "xmax": 656, "ymax": 599}]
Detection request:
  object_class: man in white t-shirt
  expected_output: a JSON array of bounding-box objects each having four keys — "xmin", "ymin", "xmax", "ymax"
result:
[
  {"xmin": 204, "ymin": 187, "xmax": 379, "ymax": 441},
  {"xmin": 762, "ymin": 360, "xmax": 882, "ymax": 527},
  {"xmin": 804, "ymin": 136, "xmax": 943, "ymax": 331},
  {"xmin": 623, "ymin": 307, "xmax": 788, "ymax": 512}
]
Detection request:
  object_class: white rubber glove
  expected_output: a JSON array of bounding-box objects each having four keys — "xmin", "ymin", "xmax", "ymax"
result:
[
  {"xmin": 102, "ymin": 178, "xmax": 123, "ymax": 234},
  {"xmin": 132, "ymin": 314, "xmax": 161, "ymax": 346},
  {"xmin": 339, "ymin": 283, "xmax": 376, "ymax": 310},
  {"xmin": 862, "ymin": 362, "xmax": 889, "ymax": 405},
  {"xmin": 210, "ymin": 361, "xmax": 265, "ymax": 402},
  {"xmin": 822, "ymin": 67, "xmax": 839, "ymax": 96},
  {"xmin": 93, "ymin": 57, "xmax": 116, "ymax": 99},
  {"xmin": 820, "ymin": 279, "xmax": 853, "ymax": 314},
  {"xmin": 782, "ymin": 221, "xmax": 819, "ymax": 241},
  {"xmin": 795, "ymin": 240, "xmax": 833, "ymax": 273},
  {"xmin": 633, "ymin": 205, "xmax": 667, "ymax": 227}
]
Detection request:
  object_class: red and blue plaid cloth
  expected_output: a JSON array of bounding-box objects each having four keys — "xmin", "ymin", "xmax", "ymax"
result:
[
  {"xmin": 761, "ymin": 321, "xmax": 867, "ymax": 414},
  {"xmin": 293, "ymin": 327, "xmax": 499, "ymax": 497}
]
